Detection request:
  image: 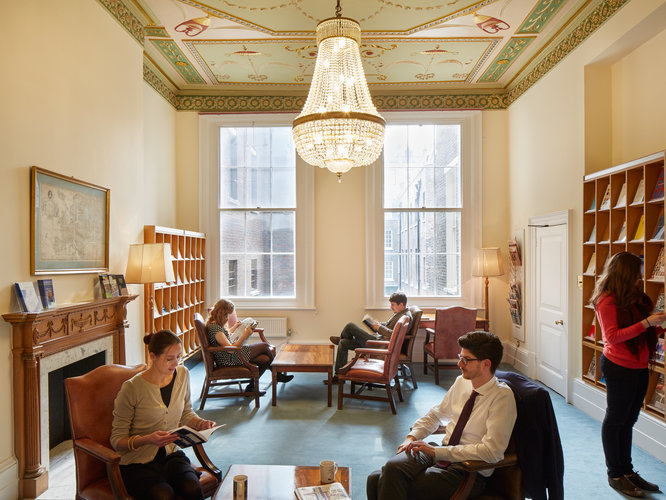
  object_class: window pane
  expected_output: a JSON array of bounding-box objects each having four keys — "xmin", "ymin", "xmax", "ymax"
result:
[
  {"xmin": 272, "ymin": 255, "xmax": 295, "ymax": 296},
  {"xmin": 220, "ymin": 213, "xmax": 244, "ymax": 252},
  {"xmin": 384, "ymin": 211, "xmax": 461, "ymax": 297},
  {"xmin": 246, "ymin": 212, "xmax": 271, "ymax": 253},
  {"xmin": 272, "ymin": 212, "xmax": 295, "ymax": 253}
]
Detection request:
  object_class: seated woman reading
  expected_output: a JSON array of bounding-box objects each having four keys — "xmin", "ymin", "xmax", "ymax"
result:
[
  {"xmin": 110, "ymin": 329, "xmax": 216, "ymax": 500},
  {"xmin": 206, "ymin": 298, "xmax": 293, "ymax": 393}
]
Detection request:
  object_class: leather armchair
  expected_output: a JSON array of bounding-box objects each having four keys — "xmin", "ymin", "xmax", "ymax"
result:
[
  {"xmin": 423, "ymin": 306, "xmax": 477, "ymax": 384},
  {"xmin": 64, "ymin": 364, "xmax": 222, "ymax": 500},
  {"xmin": 337, "ymin": 315, "xmax": 410, "ymax": 414},
  {"xmin": 398, "ymin": 305, "xmax": 423, "ymax": 388},
  {"xmin": 194, "ymin": 312, "xmax": 271, "ymax": 409}
]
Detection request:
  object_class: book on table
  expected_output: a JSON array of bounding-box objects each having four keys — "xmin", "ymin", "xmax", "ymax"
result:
[
  {"xmin": 295, "ymin": 482, "xmax": 350, "ymax": 500},
  {"xmin": 37, "ymin": 278, "xmax": 56, "ymax": 309},
  {"xmin": 14, "ymin": 282, "xmax": 44, "ymax": 313},
  {"xmin": 170, "ymin": 424, "xmax": 224, "ymax": 448}
]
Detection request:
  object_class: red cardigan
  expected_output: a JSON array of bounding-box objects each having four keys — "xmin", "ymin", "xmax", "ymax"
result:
[{"xmin": 595, "ymin": 293, "xmax": 660, "ymax": 369}]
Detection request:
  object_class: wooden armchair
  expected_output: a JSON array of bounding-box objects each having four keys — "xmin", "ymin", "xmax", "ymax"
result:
[
  {"xmin": 423, "ymin": 306, "xmax": 477, "ymax": 384},
  {"xmin": 337, "ymin": 315, "xmax": 410, "ymax": 414},
  {"xmin": 193, "ymin": 312, "xmax": 272, "ymax": 409},
  {"xmin": 398, "ymin": 305, "xmax": 423, "ymax": 388},
  {"xmin": 64, "ymin": 364, "xmax": 222, "ymax": 500}
]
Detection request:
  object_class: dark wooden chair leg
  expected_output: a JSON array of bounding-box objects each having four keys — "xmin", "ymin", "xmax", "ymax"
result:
[
  {"xmin": 337, "ymin": 380, "xmax": 344, "ymax": 409},
  {"xmin": 424, "ymin": 351, "xmax": 428, "ymax": 374},
  {"xmin": 409, "ymin": 362, "xmax": 418, "ymax": 388},
  {"xmin": 395, "ymin": 375, "xmax": 404, "ymax": 402},
  {"xmin": 434, "ymin": 359, "xmax": 440, "ymax": 385},
  {"xmin": 386, "ymin": 385, "xmax": 397, "ymax": 414}
]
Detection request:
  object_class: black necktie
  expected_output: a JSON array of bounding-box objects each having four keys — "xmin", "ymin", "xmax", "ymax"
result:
[{"xmin": 435, "ymin": 390, "xmax": 479, "ymax": 468}]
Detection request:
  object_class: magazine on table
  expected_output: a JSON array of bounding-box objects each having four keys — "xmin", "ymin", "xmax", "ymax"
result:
[
  {"xmin": 170, "ymin": 424, "xmax": 224, "ymax": 448},
  {"xmin": 295, "ymin": 482, "xmax": 350, "ymax": 500}
]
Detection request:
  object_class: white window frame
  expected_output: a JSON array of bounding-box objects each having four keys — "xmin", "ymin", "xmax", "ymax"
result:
[
  {"xmin": 199, "ymin": 114, "xmax": 315, "ymax": 310},
  {"xmin": 365, "ymin": 111, "xmax": 482, "ymax": 309}
]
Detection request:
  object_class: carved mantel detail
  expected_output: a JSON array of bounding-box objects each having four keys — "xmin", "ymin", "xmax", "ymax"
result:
[{"xmin": 2, "ymin": 295, "xmax": 137, "ymax": 499}]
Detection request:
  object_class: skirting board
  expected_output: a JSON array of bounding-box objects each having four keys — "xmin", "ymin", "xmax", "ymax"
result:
[
  {"xmin": 0, "ymin": 456, "xmax": 18, "ymax": 500},
  {"xmin": 572, "ymin": 378, "xmax": 666, "ymax": 462}
]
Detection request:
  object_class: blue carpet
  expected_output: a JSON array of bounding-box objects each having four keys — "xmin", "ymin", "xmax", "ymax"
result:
[{"xmin": 185, "ymin": 361, "xmax": 665, "ymax": 499}]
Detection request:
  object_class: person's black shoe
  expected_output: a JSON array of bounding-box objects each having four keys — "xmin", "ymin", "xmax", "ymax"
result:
[
  {"xmin": 625, "ymin": 472, "xmax": 660, "ymax": 492},
  {"xmin": 277, "ymin": 373, "xmax": 294, "ymax": 383},
  {"xmin": 243, "ymin": 381, "xmax": 266, "ymax": 396},
  {"xmin": 608, "ymin": 476, "xmax": 645, "ymax": 497},
  {"xmin": 329, "ymin": 336, "xmax": 340, "ymax": 345}
]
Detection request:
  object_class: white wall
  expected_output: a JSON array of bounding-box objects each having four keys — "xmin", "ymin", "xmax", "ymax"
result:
[{"xmin": 0, "ymin": 1, "xmax": 178, "ymax": 497}]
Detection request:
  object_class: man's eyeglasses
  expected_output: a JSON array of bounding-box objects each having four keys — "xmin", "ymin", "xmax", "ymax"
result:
[{"xmin": 457, "ymin": 354, "xmax": 481, "ymax": 366}]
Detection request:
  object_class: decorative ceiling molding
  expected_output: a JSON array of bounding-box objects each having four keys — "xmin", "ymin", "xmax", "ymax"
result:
[
  {"xmin": 505, "ymin": 0, "xmax": 630, "ymax": 105},
  {"xmin": 95, "ymin": 0, "xmax": 144, "ymax": 46},
  {"xmin": 94, "ymin": 0, "xmax": 629, "ymax": 111}
]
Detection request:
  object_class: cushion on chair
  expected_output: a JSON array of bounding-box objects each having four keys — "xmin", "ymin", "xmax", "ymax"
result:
[
  {"xmin": 210, "ymin": 365, "xmax": 256, "ymax": 379},
  {"xmin": 80, "ymin": 479, "xmax": 117, "ymax": 500}
]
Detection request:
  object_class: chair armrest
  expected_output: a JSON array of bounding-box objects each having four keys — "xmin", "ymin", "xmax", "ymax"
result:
[
  {"xmin": 74, "ymin": 437, "xmax": 121, "ymax": 464},
  {"xmin": 192, "ymin": 443, "xmax": 223, "ymax": 481},
  {"xmin": 366, "ymin": 340, "xmax": 389, "ymax": 348},
  {"xmin": 253, "ymin": 327, "xmax": 268, "ymax": 343},
  {"xmin": 206, "ymin": 345, "xmax": 259, "ymax": 372},
  {"xmin": 459, "ymin": 451, "xmax": 518, "ymax": 472},
  {"xmin": 424, "ymin": 328, "xmax": 434, "ymax": 343},
  {"xmin": 356, "ymin": 348, "xmax": 390, "ymax": 357}
]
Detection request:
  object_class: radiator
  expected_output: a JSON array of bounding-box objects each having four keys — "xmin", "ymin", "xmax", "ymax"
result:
[{"xmin": 255, "ymin": 317, "xmax": 288, "ymax": 338}]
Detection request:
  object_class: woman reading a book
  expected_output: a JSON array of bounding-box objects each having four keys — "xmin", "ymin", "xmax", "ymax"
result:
[
  {"xmin": 591, "ymin": 252, "xmax": 664, "ymax": 498},
  {"xmin": 110, "ymin": 330, "xmax": 216, "ymax": 500},
  {"xmin": 206, "ymin": 298, "xmax": 292, "ymax": 393}
]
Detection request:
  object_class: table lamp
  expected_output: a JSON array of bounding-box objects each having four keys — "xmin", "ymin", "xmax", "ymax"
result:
[
  {"xmin": 125, "ymin": 243, "xmax": 175, "ymax": 334},
  {"xmin": 472, "ymin": 247, "xmax": 504, "ymax": 329}
]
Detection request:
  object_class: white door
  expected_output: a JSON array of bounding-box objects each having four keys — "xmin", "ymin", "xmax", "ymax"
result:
[{"xmin": 535, "ymin": 223, "xmax": 568, "ymax": 396}]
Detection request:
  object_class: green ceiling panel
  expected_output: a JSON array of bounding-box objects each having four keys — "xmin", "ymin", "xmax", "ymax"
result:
[
  {"xmin": 151, "ymin": 40, "xmax": 205, "ymax": 84},
  {"xmin": 478, "ymin": 37, "xmax": 534, "ymax": 83},
  {"xmin": 517, "ymin": 0, "xmax": 566, "ymax": 34}
]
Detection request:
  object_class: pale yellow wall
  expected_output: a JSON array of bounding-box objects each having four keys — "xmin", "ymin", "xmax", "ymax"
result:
[
  {"xmin": 175, "ymin": 112, "xmax": 200, "ymax": 231},
  {"xmin": 506, "ymin": 0, "xmax": 666, "ymax": 378},
  {"xmin": 0, "ymin": 1, "xmax": 177, "ymax": 496},
  {"xmin": 611, "ymin": 27, "xmax": 666, "ymax": 164}
]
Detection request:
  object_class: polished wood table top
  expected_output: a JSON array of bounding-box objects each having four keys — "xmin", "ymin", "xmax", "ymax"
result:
[
  {"xmin": 271, "ymin": 344, "xmax": 335, "ymax": 406},
  {"xmin": 212, "ymin": 464, "xmax": 351, "ymax": 499},
  {"xmin": 419, "ymin": 316, "xmax": 489, "ymax": 332}
]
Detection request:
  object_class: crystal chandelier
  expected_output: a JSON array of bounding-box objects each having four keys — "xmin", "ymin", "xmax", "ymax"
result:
[{"xmin": 292, "ymin": 0, "xmax": 385, "ymax": 182}]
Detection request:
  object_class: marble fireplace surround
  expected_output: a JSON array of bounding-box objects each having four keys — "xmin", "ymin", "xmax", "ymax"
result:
[{"xmin": 2, "ymin": 295, "xmax": 136, "ymax": 499}]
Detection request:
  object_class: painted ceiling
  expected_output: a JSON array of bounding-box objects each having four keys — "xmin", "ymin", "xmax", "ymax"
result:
[{"xmin": 110, "ymin": 0, "xmax": 627, "ymax": 109}]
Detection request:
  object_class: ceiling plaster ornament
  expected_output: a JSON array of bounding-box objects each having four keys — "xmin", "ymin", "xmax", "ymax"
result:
[
  {"xmin": 175, "ymin": 15, "xmax": 211, "ymax": 36},
  {"xmin": 292, "ymin": 0, "xmax": 385, "ymax": 182},
  {"xmin": 473, "ymin": 12, "xmax": 510, "ymax": 33}
]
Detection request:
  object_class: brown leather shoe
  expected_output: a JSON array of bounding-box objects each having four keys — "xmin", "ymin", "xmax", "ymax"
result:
[
  {"xmin": 608, "ymin": 476, "xmax": 645, "ymax": 497},
  {"xmin": 625, "ymin": 472, "xmax": 660, "ymax": 492},
  {"xmin": 329, "ymin": 336, "xmax": 340, "ymax": 345}
]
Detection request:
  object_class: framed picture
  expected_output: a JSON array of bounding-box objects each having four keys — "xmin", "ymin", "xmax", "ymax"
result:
[{"xmin": 31, "ymin": 166, "xmax": 110, "ymax": 274}]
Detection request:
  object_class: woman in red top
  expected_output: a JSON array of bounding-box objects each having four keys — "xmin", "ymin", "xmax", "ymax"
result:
[{"xmin": 592, "ymin": 252, "xmax": 663, "ymax": 497}]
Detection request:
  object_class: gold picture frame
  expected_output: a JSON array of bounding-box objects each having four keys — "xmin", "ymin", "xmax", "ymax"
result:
[{"xmin": 31, "ymin": 166, "xmax": 110, "ymax": 274}]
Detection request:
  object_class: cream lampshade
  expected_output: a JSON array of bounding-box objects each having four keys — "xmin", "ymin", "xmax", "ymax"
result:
[
  {"xmin": 125, "ymin": 243, "xmax": 175, "ymax": 334},
  {"xmin": 472, "ymin": 247, "xmax": 504, "ymax": 329}
]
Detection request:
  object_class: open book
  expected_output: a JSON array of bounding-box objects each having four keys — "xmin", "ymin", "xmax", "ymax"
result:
[
  {"xmin": 295, "ymin": 482, "xmax": 349, "ymax": 500},
  {"xmin": 229, "ymin": 317, "xmax": 258, "ymax": 343},
  {"xmin": 170, "ymin": 424, "xmax": 224, "ymax": 448},
  {"xmin": 362, "ymin": 313, "xmax": 376, "ymax": 331}
]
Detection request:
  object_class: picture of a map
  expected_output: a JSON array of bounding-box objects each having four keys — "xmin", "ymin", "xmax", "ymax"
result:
[{"xmin": 32, "ymin": 168, "xmax": 108, "ymax": 273}]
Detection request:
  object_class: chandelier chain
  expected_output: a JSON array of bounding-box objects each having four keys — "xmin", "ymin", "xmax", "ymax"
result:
[{"xmin": 335, "ymin": 0, "xmax": 342, "ymax": 18}]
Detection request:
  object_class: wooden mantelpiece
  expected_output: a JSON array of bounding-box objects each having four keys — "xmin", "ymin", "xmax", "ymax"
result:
[{"xmin": 2, "ymin": 295, "xmax": 137, "ymax": 498}]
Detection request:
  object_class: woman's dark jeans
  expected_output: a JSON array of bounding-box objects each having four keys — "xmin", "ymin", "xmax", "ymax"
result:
[{"xmin": 600, "ymin": 354, "xmax": 648, "ymax": 478}]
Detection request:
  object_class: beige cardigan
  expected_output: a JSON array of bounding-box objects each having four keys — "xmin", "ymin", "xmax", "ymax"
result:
[{"xmin": 110, "ymin": 365, "xmax": 199, "ymax": 465}]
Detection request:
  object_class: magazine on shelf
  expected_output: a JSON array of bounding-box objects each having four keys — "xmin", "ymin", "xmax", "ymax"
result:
[
  {"xmin": 651, "ymin": 248, "xmax": 665, "ymax": 279},
  {"xmin": 586, "ymin": 357, "xmax": 596, "ymax": 379},
  {"xmin": 614, "ymin": 183, "xmax": 627, "ymax": 208},
  {"xmin": 632, "ymin": 179, "xmax": 645, "ymax": 204},
  {"xmin": 587, "ymin": 226, "xmax": 596, "ymax": 243},
  {"xmin": 508, "ymin": 239, "xmax": 522, "ymax": 266},
  {"xmin": 585, "ymin": 324, "xmax": 595, "ymax": 341},
  {"xmin": 114, "ymin": 274, "xmax": 129, "ymax": 295},
  {"xmin": 599, "ymin": 184, "xmax": 612, "ymax": 210},
  {"xmin": 37, "ymin": 279, "xmax": 56, "ymax": 309},
  {"xmin": 588, "ymin": 197, "xmax": 596, "ymax": 211},
  {"xmin": 654, "ymin": 293, "xmax": 665, "ymax": 313},
  {"xmin": 585, "ymin": 252, "xmax": 596, "ymax": 274},
  {"xmin": 653, "ymin": 337, "xmax": 664, "ymax": 363},
  {"xmin": 14, "ymin": 282, "xmax": 43, "ymax": 313},
  {"xmin": 651, "ymin": 169, "xmax": 664, "ymax": 200},
  {"xmin": 616, "ymin": 221, "xmax": 627, "ymax": 243},
  {"xmin": 652, "ymin": 210, "xmax": 665, "ymax": 240},
  {"xmin": 229, "ymin": 317, "xmax": 258, "ymax": 343},
  {"xmin": 295, "ymin": 482, "xmax": 350, "ymax": 500},
  {"xmin": 633, "ymin": 215, "xmax": 645, "ymax": 241},
  {"xmin": 170, "ymin": 424, "xmax": 224, "ymax": 448}
]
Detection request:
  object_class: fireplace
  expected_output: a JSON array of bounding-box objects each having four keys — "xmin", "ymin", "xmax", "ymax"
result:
[{"xmin": 2, "ymin": 295, "xmax": 136, "ymax": 499}]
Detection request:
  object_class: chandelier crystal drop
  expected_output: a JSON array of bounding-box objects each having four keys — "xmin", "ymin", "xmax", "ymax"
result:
[{"xmin": 292, "ymin": 2, "xmax": 385, "ymax": 182}]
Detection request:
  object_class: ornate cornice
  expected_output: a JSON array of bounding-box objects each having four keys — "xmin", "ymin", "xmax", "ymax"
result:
[
  {"xmin": 137, "ymin": 0, "xmax": 628, "ymax": 112},
  {"xmin": 96, "ymin": 0, "xmax": 144, "ymax": 46},
  {"xmin": 505, "ymin": 0, "xmax": 630, "ymax": 105},
  {"xmin": 143, "ymin": 65, "xmax": 178, "ymax": 108}
]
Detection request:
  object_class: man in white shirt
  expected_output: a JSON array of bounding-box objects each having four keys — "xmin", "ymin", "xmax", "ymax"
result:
[{"xmin": 367, "ymin": 331, "xmax": 517, "ymax": 500}]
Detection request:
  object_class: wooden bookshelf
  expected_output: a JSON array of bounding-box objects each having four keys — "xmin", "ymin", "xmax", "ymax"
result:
[
  {"xmin": 583, "ymin": 150, "xmax": 666, "ymax": 421},
  {"xmin": 144, "ymin": 225, "xmax": 206, "ymax": 361}
]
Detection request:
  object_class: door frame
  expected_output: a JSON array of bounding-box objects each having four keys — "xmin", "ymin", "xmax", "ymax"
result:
[{"xmin": 527, "ymin": 209, "xmax": 572, "ymax": 402}]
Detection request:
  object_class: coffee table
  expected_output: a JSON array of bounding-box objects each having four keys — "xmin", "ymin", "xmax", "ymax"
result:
[
  {"xmin": 271, "ymin": 344, "xmax": 335, "ymax": 406},
  {"xmin": 212, "ymin": 464, "xmax": 351, "ymax": 499}
]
